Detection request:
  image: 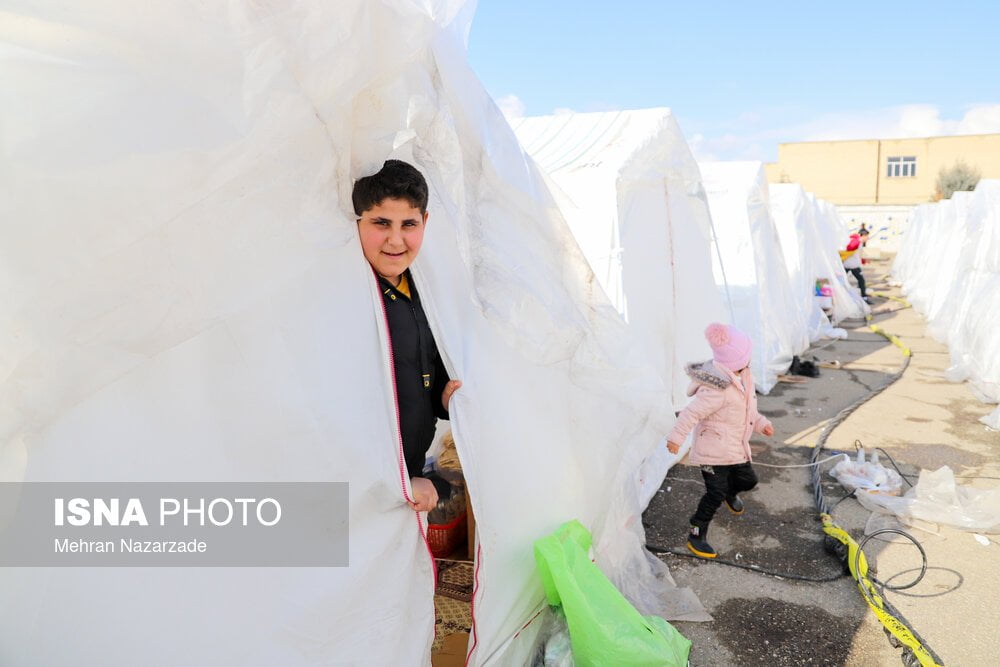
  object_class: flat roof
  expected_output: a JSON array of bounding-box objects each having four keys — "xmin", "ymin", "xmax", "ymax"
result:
[{"xmin": 778, "ymin": 132, "xmax": 1000, "ymax": 148}]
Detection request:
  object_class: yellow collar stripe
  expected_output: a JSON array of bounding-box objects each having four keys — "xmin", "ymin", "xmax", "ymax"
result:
[{"xmin": 396, "ymin": 273, "xmax": 411, "ymax": 299}]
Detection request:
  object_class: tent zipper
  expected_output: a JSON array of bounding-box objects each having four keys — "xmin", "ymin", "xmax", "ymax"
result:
[
  {"xmin": 463, "ymin": 542, "xmax": 483, "ymax": 666},
  {"xmin": 406, "ymin": 265, "xmax": 481, "ymax": 665}
]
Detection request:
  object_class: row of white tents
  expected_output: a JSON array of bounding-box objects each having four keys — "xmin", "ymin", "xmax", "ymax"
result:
[
  {"xmin": 511, "ymin": 111, "xmax": 869, "ymax": 395},
  {"xmin": 893, "ymin": 181, "xmax": 1000, "ymax": 429},
  {"xmin": 0, "ymin": 3, "xmax": 706, "ymax": 665},
  {"xmin": 1, "ymin": 2, "xmax": 871, "ymax": 665}
]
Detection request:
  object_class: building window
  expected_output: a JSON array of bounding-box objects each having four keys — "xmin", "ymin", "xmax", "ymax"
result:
[{"xmin": 886, "ymin": 156, "xmax": 917, "ymax": 178}]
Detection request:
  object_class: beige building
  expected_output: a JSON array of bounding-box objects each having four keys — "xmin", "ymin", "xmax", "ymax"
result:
[{"xmin": 765, "ymin": 133, "xmax": 1000, "ymax": 205}]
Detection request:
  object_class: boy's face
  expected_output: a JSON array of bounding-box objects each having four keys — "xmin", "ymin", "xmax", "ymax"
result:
[{"xmin": 357, "ymin": 197, "xmax": 428, "ymax": 284}]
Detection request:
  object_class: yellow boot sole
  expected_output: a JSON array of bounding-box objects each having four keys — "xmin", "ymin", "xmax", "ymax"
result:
[
  {"xmin": 686, "ymin": 541, "xmax": 717, "ymax": 559},
  {"xmin": 724, "ymin": 498, "xmax": 745, "ymax": 515}
]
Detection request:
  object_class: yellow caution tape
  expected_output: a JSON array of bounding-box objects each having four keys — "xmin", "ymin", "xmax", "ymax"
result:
[
  {"xmin": 869, "ymin": 291, "xmax": 911, "ymax": 306},
  {"xmin": 868, "ymin": 323, "xmax": 912, "ymax": 357},
  {"xmin": 820, "ymin": 514, "xmax": 944, "ymax": 666},
  {"xmin": 824, "ymin": 300, "xmax": 933, "ymax": 662}
]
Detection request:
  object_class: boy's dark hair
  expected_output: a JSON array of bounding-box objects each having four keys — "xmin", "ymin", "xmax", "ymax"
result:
[{"xmin": 352, "ymin": 159, "xmax": 429, "ymax": 216}]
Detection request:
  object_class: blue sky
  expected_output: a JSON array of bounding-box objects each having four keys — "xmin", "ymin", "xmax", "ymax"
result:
[{"xmin": 467, "ymin": 1, "xmax": 1000, "ymax": 162}]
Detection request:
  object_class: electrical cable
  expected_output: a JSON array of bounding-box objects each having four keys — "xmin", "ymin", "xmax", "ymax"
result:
[
  {"xmin": 856, "ymin": 529, "xmax": 928, "ymax": 592},
  {"xmin": 871, "ymin": 444, "xmax": 1000, "ymax": 483},
  {"xmin": 869, "ymin": 290, "xmax": 911, "ymax": 307},
  {"xmin": 851, "ymin": 438, "xmax": 1000, "ymax": 483},
  {"xmin": 646, "ymin": 544, "xmax": 845, "ymax": 583},
  {"xmin": 846, "ymin": 439, "xmax": 915, "ymax": 489},
  {"xmin": 754, "ymin": 452, "xmax": 844, "ymax": 468},
  {"xmin": 828, "ymin": 492, "xmax": 854, "ymax": 511},
  {"xmin": 809, "ymin": 331, "xmax": 911, "ymax": 515},
  {"xmin": 876, "ymin": 446, "xmax": 915, "ymax": 488},
  {"xmin": 649, "ymin": 278, "xmax": 947, "ymax": 663},
  {"xmin": 809, "ymin": 312, "xmax": 946, "ymax": 665}
]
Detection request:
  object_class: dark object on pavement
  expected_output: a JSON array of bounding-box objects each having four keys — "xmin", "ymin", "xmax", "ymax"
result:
[{"xmin": 789, "ymin": 355, "xmax": 820, "ymax": 378}]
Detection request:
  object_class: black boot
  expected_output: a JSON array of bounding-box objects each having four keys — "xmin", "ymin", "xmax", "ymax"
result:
[
  {"xmin": 724, "ymin": 495, "xmax": 745, "ymax": 515},
  {"xmin": 687, "ymin": 522, "xmax": 717, "ymax": 559}
]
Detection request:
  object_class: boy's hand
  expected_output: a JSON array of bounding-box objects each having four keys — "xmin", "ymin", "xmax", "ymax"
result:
[
  {"xmin": 408, "ymin": 477, "xmax": 439, "ymax": 512},
  {"xmin": 763, "ymin": 424, "xmax": 774, "ymax": 437},
  {"xmin": 667, "ymin": 441, "xmax": 680, "ymax": 455},
  {"xmin": 442, "ymin": 379, "xmax": 462, "ymax": 411}
]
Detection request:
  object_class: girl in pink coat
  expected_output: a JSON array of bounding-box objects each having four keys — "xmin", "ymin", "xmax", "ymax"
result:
[{"xmin": 666, "ymin": 323, "xmax": 774, "ymax": 558}]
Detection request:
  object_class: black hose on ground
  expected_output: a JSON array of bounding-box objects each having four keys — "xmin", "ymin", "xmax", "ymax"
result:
[
  {"xmin": 649, "ymin": 315, "xmax": 946, "ymax": 663},
  {"xmin": 646, "ymin": 544, "xmax": 845, "ymax": 582},
  {"xmin": 808, "ymin": 326, "xmax": 945, "ymax": 665}
]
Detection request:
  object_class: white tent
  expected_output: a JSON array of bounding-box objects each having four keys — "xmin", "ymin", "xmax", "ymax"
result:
[
  {"xmin": 768, "ymin": 183, "xmax": 871, "ymax": 326},
  {"xmin": 893, "ymin": 182, "xmax": 1000, "ymax": 428},
  {"xmin": 892, "ymin": 202, "xmax": 936, "ymax": 289},
  {"xmin": 698, "ymin": 162, "xmax": 809, "ymax": 393},
  {"xmin": 509, "ymin": 110, "xmax": 728, "ymax": 405},
  {"xmin": 807, "ymin": 192, "xmax": 871, "ymax": 320},
  {"xmin": 768, "ymin": 183, "xmax": 835, "ymax": 340},
  {"xmin": 899, "ymin": 192, "xmax": 973, "ymax": 318},
  {"xmin": 0, "ymin": 2, "xmax": 707, "ymax": 665}
]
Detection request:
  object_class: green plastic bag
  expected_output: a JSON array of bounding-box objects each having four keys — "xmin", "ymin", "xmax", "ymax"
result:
[{"xmin": 534, "ymin": 520, "xmax": 692, "ymax": 666}]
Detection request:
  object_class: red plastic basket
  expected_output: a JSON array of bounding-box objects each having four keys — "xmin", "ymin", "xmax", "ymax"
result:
[{"xmin": 427, "ymin": 512, "xmax": 468, "ymax": 558}]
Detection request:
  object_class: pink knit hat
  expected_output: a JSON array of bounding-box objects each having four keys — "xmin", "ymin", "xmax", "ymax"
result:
[{"xmin": 705, "ymin": 323, "xmax": 752, "ymax": 371}]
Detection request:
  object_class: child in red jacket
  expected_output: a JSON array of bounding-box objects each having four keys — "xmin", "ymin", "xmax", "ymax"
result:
[
  {"xmin": 841, "ymin": 230, "xmax": 871, "ymax": 302},
  {"xmin": 667, "ymin": 323, "xmax": 774, "ymax": 558}
]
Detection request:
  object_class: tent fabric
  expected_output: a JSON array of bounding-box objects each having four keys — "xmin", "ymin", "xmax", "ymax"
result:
[
  {"xmin": 510, "ymin": 110, "xmax": 729, "ymax": 407},
  {"xmin": 767, "ymin": 183, "xmax": 835, "ymax": 341},
  {"xmin": 769, "ymin": 184, "xmax": 869, "ymax": 325},
  {"xmin": 0, "ymin": 2, "xmax": 708, "ymax": 665},
  {"xmin": 891, "ymin": 202, "xmax": 937, "ymax": 291},
  {"xmin": 698, "ymin": 162, "xmax": 809, "ymax": 393},
  {"xmin": 893, "ymin": 182, "xmax": 1000, "ymax": 428},
  {"xmin": 896, "ymin": 192, "xmax": 974, "ymax": 319},
  {"xmin": 812, "ymin": 197, "xmax": 871, "ymax": 320}
]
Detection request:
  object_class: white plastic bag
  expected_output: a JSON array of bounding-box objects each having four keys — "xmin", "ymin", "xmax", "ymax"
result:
[
  {"xmin": 830, "ymin": 449, "xmax": 903, "ymax": 496},
  {"xmin": 529, "ymin": 608, "xmax": 574, "ymax": 667},
  {"xmin": 855, "ymin": 466, "xmax": 1000, "ymax": 533}
]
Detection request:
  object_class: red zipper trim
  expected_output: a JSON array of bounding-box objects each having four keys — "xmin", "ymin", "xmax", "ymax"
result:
[
  {"xmin": 409, "ymin": 266, "xmax": 478, "ymax": 660},
  {"xmin": 374, "ymin": 270, "xmax": 439, "ymax": 629},
  {"xmin": 464, "ymin": 542, "xmax": 483, "ymax": 666}
]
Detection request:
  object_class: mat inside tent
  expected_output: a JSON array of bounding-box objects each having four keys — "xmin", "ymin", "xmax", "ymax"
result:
[{"xmin": 433, "ymin": 560, "xmax": 475, "ymax": 654}]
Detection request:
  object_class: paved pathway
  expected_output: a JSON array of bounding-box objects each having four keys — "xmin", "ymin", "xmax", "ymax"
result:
[{"xmin": 643, "ymin": 259, "xmax": 999, "ymax": 666}]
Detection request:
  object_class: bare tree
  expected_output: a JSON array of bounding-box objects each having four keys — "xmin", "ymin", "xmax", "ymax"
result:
[{"xmin": 935, "ymin": 160, "xmax": 981, "ymax": 200}]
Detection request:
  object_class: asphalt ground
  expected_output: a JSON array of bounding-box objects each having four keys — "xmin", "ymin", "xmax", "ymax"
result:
[{"xmin": 642, "ymin": 258, "xmax": 1000, "ymax": 666}]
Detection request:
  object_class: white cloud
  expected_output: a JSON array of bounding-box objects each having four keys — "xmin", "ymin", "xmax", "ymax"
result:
[
  {"xmin": 550, "ymin": 103, "xmax": 620, "ymax": 117},
  {"xmin": 734, "ymin": 110, "xmax": 763, "ymax": 127},
  {"xmin": 958, "ymin": 104, "xmax": 1000, "ymax": 133},
  {"xmin": 687, "ymin": 133, "xmax": 711, "ymax": 161},
  {"xmin": 788, "ymin": 103, "xmax": 1000, "ymax": 144},
  {"xmin": 691, "ymin": 103, "xmax": 1000, "ymax": 162},
  {"xmin": 689, "ymin": 131, "xmax": 768, "ymax": 163},
  {"xmin": 496, "ymin": 93, "xmax": 525, "ymax": 120}
]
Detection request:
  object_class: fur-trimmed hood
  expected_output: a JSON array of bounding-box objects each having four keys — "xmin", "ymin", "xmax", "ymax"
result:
[{"xmin": 684, "ymin": 359, "xmax": 732, "ymax": 393}]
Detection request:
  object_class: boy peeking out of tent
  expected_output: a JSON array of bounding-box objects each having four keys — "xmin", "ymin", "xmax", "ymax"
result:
[{"xmin": 353, "ymin": 160, "xmax": 462, "ymax": 512}]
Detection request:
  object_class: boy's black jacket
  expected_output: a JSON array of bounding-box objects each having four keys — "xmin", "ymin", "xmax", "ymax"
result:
[{"xmin": 378, "ymin": 271, "xmax": 450, "ymax": 480}]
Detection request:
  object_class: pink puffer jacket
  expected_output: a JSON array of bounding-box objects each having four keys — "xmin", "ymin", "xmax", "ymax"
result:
[{"xmin": 667, "ymin": 360, "xmax": 772, "ymax": 465}]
